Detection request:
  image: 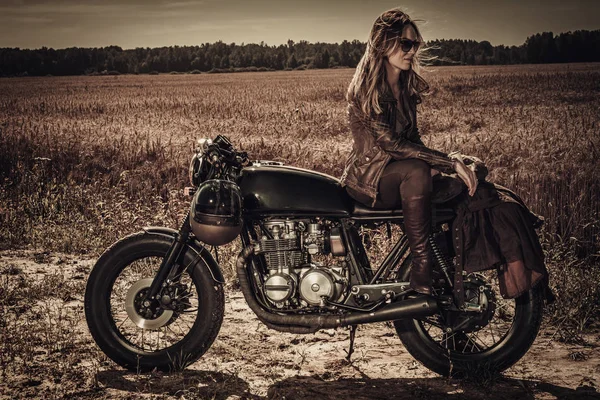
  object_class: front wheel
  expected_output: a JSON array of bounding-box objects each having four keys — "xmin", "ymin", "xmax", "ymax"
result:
[
  {"xmin": 84, "ymin": 231, "xmax": 225, "ymax": 372},
  {"xmin": 394, "ymin": 259, "xmax": 544, "ymax": 377}
]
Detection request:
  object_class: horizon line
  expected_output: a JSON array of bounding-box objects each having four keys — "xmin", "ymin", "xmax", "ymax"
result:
[{"xmin": 3, "ymin": 28, "xmax": 599, "ymax": 51}]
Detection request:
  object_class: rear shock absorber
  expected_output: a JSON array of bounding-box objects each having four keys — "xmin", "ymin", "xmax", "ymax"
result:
[{"xmin": 429, "ymin": 234, "xmax": 453, "ymax": 287}]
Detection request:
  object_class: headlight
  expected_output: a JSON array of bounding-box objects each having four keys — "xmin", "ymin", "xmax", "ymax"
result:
[
  {"xmin": 197, "ymin": 138, "xmax": 213, "ymax": 149},
  {"xmin": 189, "ymin": 138, "xmax": 214, "ymax": 186}
]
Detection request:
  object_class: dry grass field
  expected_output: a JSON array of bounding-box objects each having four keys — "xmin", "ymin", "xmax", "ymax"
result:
[{"xmin": 1, "ymin": 64, "xmax": 599, "ymax": 398}]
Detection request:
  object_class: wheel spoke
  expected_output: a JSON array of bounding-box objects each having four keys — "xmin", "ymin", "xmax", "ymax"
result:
[
  {"xmin": 468, "ymin": 331, "xmax": 487, "ymax": 351},
  {"xmin": 117, "ymin": 314, "xmax": 129, "ymax": 330},
  {"xmin": 176, "ymin": 321, "xmax": 186, "ymax": 336},
  {"xmin": 429, "ymin": 330, "xmax": 445, "ymax": 341},
  {"xmin": 441, "ymin": 332, "xmax": 457, "ymax": 349},
  {"xmin": 176, "ymin": 292, "xmax": 195, "ymax": 301},
  {"xmin": 458, "ymin": 332, "xmax": 479, "ymax": 354},
  {"xmin": 169, "ymin": 256, "xmax": 198, "ymax": 282},
  {"xmin": 420, "ymin": 316, "xmax": 444, "ymax": 329},
  {"xmin": 467, "ymin": 336, "xmax": 479, "ymax": 353},
  {"xmin": 488, "ymin": 320, "xmax": 497, "ymax": 343},
  {"xmin": 461, "ymin": 334, "xmax": 469, "ymax": 353}
]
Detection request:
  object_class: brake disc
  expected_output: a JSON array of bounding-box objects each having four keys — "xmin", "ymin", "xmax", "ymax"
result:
[{"xmin": 125, "ymin": 278, "xmax": 174, "ymax": 330}]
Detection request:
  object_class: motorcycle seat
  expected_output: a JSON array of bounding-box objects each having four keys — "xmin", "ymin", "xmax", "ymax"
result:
[
  {"xmin": 350, "ymin": 201, "xmax": 455, "ymax": 222},
  {"xmin": 349, "ymin": 174, "xmax": 464, "ymax": 218},
  {"xmin": 351, "ymin": 202, "xmax": 404, "ymax": 217}
]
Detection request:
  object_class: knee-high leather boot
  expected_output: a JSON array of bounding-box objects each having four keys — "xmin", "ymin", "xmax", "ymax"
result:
[{"xmin": 402, "ymin": 194, "xmax": 434, "ymax": 295}]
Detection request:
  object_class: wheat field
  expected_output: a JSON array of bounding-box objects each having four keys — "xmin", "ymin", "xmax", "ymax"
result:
[
  {"xmin": 1, "ymin": 63, "xmax": 599, "ymax": 398},
  {"xmin": 1, "ymin": 64, "xmax": 599, "ymax": 325}
]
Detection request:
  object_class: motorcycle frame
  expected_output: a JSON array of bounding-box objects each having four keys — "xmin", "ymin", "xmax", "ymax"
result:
[{"xmin": 145, "ymin": 206, "xmax": 456, "ymax": 314}]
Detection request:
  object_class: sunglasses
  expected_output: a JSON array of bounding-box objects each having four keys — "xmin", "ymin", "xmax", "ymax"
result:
[{"xmin": 398, "ymin": 38, "xmax": 422, "ymax": 53}]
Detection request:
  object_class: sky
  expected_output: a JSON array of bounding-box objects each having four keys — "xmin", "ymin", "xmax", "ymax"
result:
[{"xmin": 1, "ymin": 0, "xmax": 599, "ymax": 49}]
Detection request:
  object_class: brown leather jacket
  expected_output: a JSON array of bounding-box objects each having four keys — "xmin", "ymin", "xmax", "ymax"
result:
[{"xmin": 340, "ymin": 89, "xmax": 456, "ymax": 207}]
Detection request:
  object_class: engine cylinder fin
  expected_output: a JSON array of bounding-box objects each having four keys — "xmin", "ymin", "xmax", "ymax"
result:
[
  {"xmin": 258, "ymin": 238, "xmax": 299, "ymax": 252},
  {"xmin": 263, "ymin": 250, "xmax": 304, "ymax": 270}
]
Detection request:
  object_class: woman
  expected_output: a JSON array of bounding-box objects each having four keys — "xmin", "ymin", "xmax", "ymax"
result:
[{"xmin": 340, "ymin": 8, "xmax": 478, "ymax": 296}]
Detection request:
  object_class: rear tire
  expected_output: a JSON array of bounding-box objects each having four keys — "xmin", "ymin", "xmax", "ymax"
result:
[
  {"xmin": 394, "ymin": 258, "xmax": 544, "ymax": 377},
  {"xmin": 84, "ymin": 231, "xmax": 224, "ymax": 372}
]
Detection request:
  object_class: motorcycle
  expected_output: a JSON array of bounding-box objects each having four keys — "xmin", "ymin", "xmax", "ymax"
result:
[{"xmin": 84, "ymin": 134, "xmax": 545, "ymax": 376}]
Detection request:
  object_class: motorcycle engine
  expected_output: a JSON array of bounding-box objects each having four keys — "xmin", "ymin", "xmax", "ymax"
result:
[{"xmin": 254, "ymin": 219, "xmax": 348, "ymax": 309}]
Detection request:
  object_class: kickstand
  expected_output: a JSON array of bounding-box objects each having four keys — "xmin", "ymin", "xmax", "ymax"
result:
[{"xmin": 345, "ymin": 325, "xmax": 357, "ymax": 362}]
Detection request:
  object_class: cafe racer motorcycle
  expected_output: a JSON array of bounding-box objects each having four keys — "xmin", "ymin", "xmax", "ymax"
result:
[{"xmin": 84, "ymin": 135, "xmax": 546, "ymax": 376}]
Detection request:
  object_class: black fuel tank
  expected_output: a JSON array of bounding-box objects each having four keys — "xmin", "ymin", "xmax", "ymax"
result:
[{"xmin": 237, "ymin": 165, "xmax": 353, "ymax": 217}]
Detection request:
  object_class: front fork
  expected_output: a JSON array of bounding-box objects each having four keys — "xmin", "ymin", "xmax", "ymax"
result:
[{"xmin": 144, "ymin": 212, "xmax": 192, "ymax": 302}]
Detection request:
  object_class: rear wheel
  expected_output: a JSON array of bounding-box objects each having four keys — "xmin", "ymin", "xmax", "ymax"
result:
[
  {"xmin": 394, "ymin": 257, "xmax": 544, "ymax": 377},
  {"xmin": 84, "ymin": 231, "xmax": 224, "ymax": 372}
]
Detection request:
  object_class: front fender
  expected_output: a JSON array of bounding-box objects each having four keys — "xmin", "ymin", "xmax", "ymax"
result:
[{"xmin": 142, "ymin": 226, "xmax": 225, "ymax": 283}]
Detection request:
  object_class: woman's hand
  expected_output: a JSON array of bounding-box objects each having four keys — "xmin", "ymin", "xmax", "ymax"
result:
[{"xmin": 452, "ymin": 157, "xmax": 478, "ymax": 196}]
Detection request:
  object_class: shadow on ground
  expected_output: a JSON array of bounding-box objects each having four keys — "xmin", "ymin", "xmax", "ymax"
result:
[
  {"xmin": 93, "ymin": 368, "xmax": 600, "ymax": 399},
  {"xmin": 267, "ymin": 376, "xmax": 600, "ymax": 400},
  {"xmin": 96, "ymin": 369, "xmax": 260, "ymax": 399}
]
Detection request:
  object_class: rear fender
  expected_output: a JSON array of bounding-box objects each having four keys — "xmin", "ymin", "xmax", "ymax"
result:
[{"xmin": 142, "ymin": 226, "xmax": 225, "ymax": 284}]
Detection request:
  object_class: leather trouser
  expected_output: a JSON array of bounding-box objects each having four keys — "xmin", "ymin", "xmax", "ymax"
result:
[{"xmin": 347, "ymin": 159, "xmax": 434, "ymax": 295}]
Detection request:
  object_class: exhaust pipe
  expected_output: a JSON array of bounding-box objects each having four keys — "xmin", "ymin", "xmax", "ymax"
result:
[
  {"xmin": 236, "ymin": 246, "xmax": 438, "ymax": 333},
  {"xmin": 340, "ymin": 296, "xmax": 439, "ymax": 326}
]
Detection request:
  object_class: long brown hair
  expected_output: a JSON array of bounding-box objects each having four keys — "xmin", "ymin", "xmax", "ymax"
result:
[{"xmin": 347, "ymin": 8, "xmax": 429, "ymax": 116}]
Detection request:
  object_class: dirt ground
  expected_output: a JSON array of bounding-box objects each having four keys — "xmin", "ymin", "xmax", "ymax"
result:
[{"xmin": 1, "ymin": 250, "xmax": 599, "ymax": 399}]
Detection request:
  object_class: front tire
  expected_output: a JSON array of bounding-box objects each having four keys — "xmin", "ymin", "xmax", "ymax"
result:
[
  {"xmin": 394, "ymin": 260, "xmax": 544, "ymax": 377},
  {"xmin": 84, "ymin": 231, "xmax": 224, "ymax": 372}
]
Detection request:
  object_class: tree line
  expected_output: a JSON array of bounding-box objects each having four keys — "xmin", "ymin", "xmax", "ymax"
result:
[
  {"xmin": 1, "ymin": 30, "xmax": 598, "ymax": 77},
  {"xmin": 428, "ymin": 30, "xmax": 600, "ymax": 65}
]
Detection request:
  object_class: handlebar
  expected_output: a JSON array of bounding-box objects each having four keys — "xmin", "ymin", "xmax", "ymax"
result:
[{"xmin": 204, "ymin": 142, "xmax": 250, "ymax": 170}]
